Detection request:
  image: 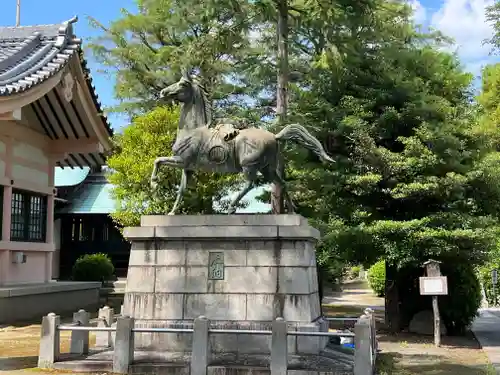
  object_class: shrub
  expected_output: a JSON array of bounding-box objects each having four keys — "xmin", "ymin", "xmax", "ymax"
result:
[
  {"xmin": 478, "ymin": 262, "xmax": 500, "ymax": 306},
  {"xmin": 368, "ymin": 260, "xmax": 386, "ymax": 296},
  {"xmin": 72, "ymin": 253, "xmax": 115, "ymax": 283},
  {"xmin": 397, "ymin": 262, "xmax": 481, "ymax": 335},
  {"xmin": 349, "ymin": 265, "xmax": 361, "ymax": 279},
  {"xmin": 439, "ymin": 263, "xmax": 481, "ymax": 335}
]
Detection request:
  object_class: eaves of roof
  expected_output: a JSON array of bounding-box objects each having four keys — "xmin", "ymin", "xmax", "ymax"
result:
[{"xmin": 0, "ymin": 16, "xmax": 113, "ymax": 138}]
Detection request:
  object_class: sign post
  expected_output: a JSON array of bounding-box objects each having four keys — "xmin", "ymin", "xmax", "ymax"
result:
[{"xmin": 419, "ymin": 259, "xmax": 448, "ymax": 347}]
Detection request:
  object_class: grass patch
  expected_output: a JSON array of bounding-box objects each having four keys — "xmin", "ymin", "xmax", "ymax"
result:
[
  {"xmin": 377, "ymin": 332, "xmax": 494, "ymax": 375},
  {"xmin": 322, "ymin": 304, "xmax": 364, "ymax": 317},
  {"xmin": 377, "ymin": 352, "xmax": 496, "ymax": 375}
]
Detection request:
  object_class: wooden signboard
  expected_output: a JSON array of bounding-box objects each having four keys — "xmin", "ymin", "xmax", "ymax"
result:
[{"xmin": 419, "ymin": 276, "xmax": 448, "ymax": 296}]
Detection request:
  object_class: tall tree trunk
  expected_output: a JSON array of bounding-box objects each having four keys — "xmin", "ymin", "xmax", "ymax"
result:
[
  {"xmin": 271, "ymin": 0, "xmax": 288, "ymax": 214},
  {"xmin": 385, "ymin": 263, "xmax": 401, "ymax": 333}
]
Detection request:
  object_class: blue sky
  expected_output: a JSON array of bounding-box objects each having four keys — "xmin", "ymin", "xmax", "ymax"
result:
[
  {"xmin": 2, "ymin": 0, "xmax": 499, "ymax": 213},
  {"xmin": 410, "ymin": 0, "xmax": 500, "ymax": 80}
]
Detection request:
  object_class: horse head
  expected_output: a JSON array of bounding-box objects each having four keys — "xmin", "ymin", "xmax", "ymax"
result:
[
  {"xmin": 159, "ymin": 69, "xmax": 193, "ymax": 103},
  {"xmin": 159, "ymin": 69, "xmax": 212, "ymax": 129}
]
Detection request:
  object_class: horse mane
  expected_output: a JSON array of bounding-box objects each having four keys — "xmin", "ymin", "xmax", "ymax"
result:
[{"xmin": 191, "ymin": 77, "xmax": 213, "ymax": 127}]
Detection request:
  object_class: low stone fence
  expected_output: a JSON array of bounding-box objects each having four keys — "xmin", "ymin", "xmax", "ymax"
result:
[{"xmin": 38, "ymin": 306, "xmax": 377, "ymax": 375}]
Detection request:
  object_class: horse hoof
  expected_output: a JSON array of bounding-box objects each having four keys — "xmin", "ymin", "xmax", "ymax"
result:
[
  {"xmin": 227, "ymin": 208, "xmax": 236, "ymax": 214},
  {"xmin": 167, "ymin": 211, "xmax": 175, "ymax": 216}
]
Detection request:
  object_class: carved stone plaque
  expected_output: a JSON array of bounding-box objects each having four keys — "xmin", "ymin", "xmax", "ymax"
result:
[{"xmin": 208, "ymin": 252, "xmax": 224, "ymax": 280}]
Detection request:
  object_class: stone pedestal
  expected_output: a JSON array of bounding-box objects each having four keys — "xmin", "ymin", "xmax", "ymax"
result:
[{"xmin": 122, "ymin": 214, "xmax": 328, "ymax": 354}]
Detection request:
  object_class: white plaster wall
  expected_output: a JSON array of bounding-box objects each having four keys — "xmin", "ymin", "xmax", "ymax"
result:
[
  {"xmin": 13, "ymin": 142, "xmax": 48, "ymax": 165},
  {"xmin": 12, "ymin": 164, "xmax": 48, "ymax": 186},
  {"xmin": 11, "ymin": 142, "xmax": 49, "ymax": 186},
  {"xmin": 7, "ymin": 251, "xmax": 46, "ymax": 284},
  {"xmin": 52, "ymin": 219, "xmax": 61, "ymax": 279}
]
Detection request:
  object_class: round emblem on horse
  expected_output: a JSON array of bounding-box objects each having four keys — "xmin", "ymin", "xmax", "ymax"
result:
[{"xmin": 208, "ymin": 145, "xmax": 228, "ymax": 164}]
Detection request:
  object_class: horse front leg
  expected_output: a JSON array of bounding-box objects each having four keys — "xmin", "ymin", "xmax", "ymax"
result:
[
  {"xmin": 150, "ymin": 156, "xmax": 184, "ymax": 190},
  {"xmin": 169, "ymin": 169, "xmax": 192, "ymax": 215}
]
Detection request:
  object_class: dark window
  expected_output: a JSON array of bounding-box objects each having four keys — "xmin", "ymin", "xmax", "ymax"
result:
[
  {"xmin": 11, "ymin": 190, "xmax": 47, "ymax": 242},
  {"xmin": 70, "ymin": 217, "xmax": 99, "ymax": 242},
  {"xmin": 102, "ymin": 222, "xmax": 109, "ymax": 241}
]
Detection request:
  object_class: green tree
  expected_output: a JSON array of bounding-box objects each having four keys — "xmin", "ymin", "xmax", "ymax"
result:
[
  {"xmin": 87, "ymin": 0, "xmax": 255, "ymax": 116},
  {"xmin": 273, "ymin": 0, "xmax": 499, "ymax": 267},
  {"xmin": 476, "ymin": 64, "xmax": 500, "ymax": 148},
  {"xmin": 486, "ymin": 1, "xmax": 500, "ymax": 53},
  {"xmin": 268, "ymin": 0, "xmax": 499, "ymax": 332},
  {"xmin": 106, "ymin": 106, "xmax": 242, "ymax": 227}
]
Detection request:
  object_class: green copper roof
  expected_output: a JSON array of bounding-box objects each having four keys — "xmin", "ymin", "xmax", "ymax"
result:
[
  {"xmin": 54, "ymin": 167, "xmax": 90, "ymax": 187},
  {"xmin": 57, "ymin": 181, "xmax": 116, "ymax": 214}
]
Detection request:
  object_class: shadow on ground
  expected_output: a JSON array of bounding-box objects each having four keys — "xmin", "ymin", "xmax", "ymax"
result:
[
  {"xmin": 0, "ymin": 357, "xmax": 37, "ymax": 371},
  {"xmin": 377, "ymin": 331, "xmax": 481, "ymax": 349}
]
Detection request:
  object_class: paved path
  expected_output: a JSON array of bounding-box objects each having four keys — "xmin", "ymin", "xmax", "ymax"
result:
[
  {"xmin": 471, "ymin": 308, "xmax": 500, "ymax": 374},
  {"xmin": 322, "ymin": 279, "xmax": 385, "ymax": 311}
]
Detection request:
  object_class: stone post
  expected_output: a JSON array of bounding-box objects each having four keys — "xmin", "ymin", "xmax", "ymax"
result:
[
  {"xmin": 70, "ymin": 309, "xmax": 90, "ymax": 355},
  {"xmin": 38, "ymin": 313, "xmax": 60, "ymax": 368},
  {"xmin": 271, "ymin": 317, "xmax": 287, "ymax": 375},
  {"xmin": 354, "ymin": 316, "xmax": 373, "ymax": 375},
  {"xmin": 113, "ymin": 316, "xmax": 135, "ymax": 374},
  {"xmin": 364, "ymin": 308, "xmax": 377, "ymax": 358},
  {"xmin": 96, "ymin": 306, "xmax": 114, "ymax": 348},
  {"xmin": 191, "ymin": 316, "xmax": 209, "ymax": 375}
]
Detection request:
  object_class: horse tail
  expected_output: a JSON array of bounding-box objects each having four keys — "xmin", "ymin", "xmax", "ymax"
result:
[{"xmin": 275, "ymin": 124, "xmax": 335, "ymax": 163}]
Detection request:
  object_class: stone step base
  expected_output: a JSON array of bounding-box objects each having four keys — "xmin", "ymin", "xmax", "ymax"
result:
[{"xmin": 51, "ymin": 350, "xmax": 353, "ymax": 375}]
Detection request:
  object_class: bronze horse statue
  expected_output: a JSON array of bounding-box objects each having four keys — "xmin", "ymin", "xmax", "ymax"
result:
[{"xmin": 150, "ymin": 71, "xmax": 334, "ymax": 214}]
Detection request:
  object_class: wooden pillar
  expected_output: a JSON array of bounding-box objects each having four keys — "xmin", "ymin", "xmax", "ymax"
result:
[
  {"xmin": 2, "ymin": 185, "xmax": 12, "ymax": 241},
  {"xmin": 45, "ymin": 194, "xmax": 55, "ymax": 282},
  {"xmin": 0, "ymin": 136, "xmax": 13, "ymax": 286}
]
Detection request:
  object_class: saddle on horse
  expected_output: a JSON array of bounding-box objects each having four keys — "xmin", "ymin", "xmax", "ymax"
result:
[{"xmin": 212, "ymin": 118, "xmax": 249, "ymax": 142}]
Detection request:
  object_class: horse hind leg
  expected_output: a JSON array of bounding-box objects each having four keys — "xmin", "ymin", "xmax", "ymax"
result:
[
  {"xmin": 227, "ymin": 168, "xmax": 258, "ymax": 214},
  {"xmin": 263, "ymin": 167, "xmax": 296, "ymax": 213}
]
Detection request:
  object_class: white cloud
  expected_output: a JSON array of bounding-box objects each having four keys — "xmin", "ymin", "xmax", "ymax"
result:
[
  {"xmin": 430, "ymin": 0, "xmax": 495, "ymax": 59},
  {"xmin": 408, "ymin": 0, "xmax": 427, "ymax": 24}
]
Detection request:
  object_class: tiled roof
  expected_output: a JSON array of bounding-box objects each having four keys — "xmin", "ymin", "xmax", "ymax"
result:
[{"xmin": 0, "ymin": 16, "xmax": 81, "ymax": 96}]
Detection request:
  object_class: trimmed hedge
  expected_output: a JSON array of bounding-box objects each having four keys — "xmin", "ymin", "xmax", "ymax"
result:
[
  {"xmin": 72, "ymin": 253, "xmax": 115, "ymax": 282},
  {"xmin": 368, "ymin": 260, "xmax": 386, "ymax": 297}
]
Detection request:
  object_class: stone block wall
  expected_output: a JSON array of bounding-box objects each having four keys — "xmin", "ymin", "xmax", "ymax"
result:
[{"xmin": 122, "ymin": 214, "xmax": 326, "ymax": 354}]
